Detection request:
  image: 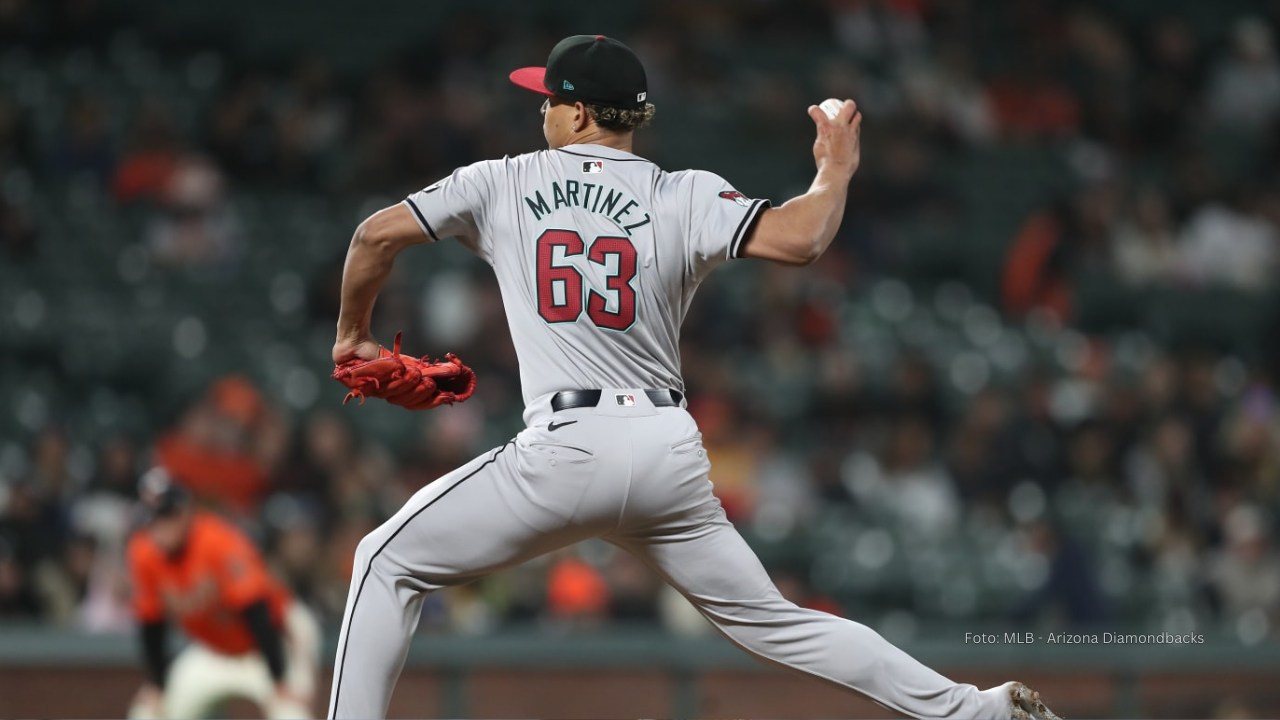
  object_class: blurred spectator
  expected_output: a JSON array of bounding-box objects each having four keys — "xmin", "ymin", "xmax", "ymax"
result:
[
  {"xmin": 153, "ymin": 377, "xmax": 287, "ymax": 516},
  {"xmin": 830, "ymin": 0, "xmax": 927, "ymax": 64},
  {"xmin": 1136, "ymin": 16, "xmax": 1203, "ymax": 153},
  {"xmin": 87, "ymin": 434, "xmax": 140, "ymax": 498},
  {"xmin": 901, "ymin": 42, "xmax": 995, "ymax": 145},
  {"xmin": 0, "ymin": 457, "xmax": 72, "ymax": 620},
  {"xmin": 112, "ymin": 101, "xmax": 181, "ymax": 203},
  {"xmin": 1003, "ymin": 371, "xmax": 1065, "ymax": 487},
  {"xmin": 1002, "ymin": 181, "xmax": 1118, "ymax": 321},
  {"xmin": 946, "ymin": 387, "xmax": 1013, "ymax": 506},
  {"xmin": 885, "ymin": 352, "xmax": 944, "ymax": 428},
  {"xmin": 207, "ymin": 73, "xmax": 281, "ymax": 183},
  {"xmin": 751, "ymin": 429, "xmax": 818, "ymax": 537},
  {"xmin": 1148, "ymin": 496, "xmax": 1208, "ymax": 620},
  {"xmin": 0, "ymin": 538, "xmax": 40, "ymax": 618},
  {"xmin": 32, "ymin": 532, "xmax": 96, "ymax": 626},
  {"xmin": 1206, "ymin": 17, "xmax": 1280, "ymax": 132},
  {"xmin": 773, "ymin": 568, "xmax": 843, "ymax": 616},
  {"xmin": 266, "ymin": 507, "xmax": 324, "ymax": 609},
  {"xmin": 397, "ymin": 407, "xmax": 486, "ymax": 502},
  {"xmin": 0, "ymin": 96, "xmax": 38, "ymax": 172},
  {"xmin": 605, "ymin": 551, "xmax": 661, "ymax": 623},
  {"xmin": 438, "ymin": 584, "xmax": 497, "ymax": 635},
  {"xmin": 146, "ymin": 154, "xmax": 243, "ymax": 269},
  {"xmin": 274, "ymin": 57, "xmax": 348, "ymax": 188},
  {"xmin": 1219, "ymin": 385, "xmax": 1280, "ymax": 499},
  {"xmin": 76, "ymin": 550, "xmax": 133, "ymax": 633},
  {"xmin": 1125, "ymin": 415, "xmax": 1205, "ymax": 512},
  {"xmin": 22, "ymin": 427, "xmax": 76, "ymax": 557},
  {"xmin": 690, "ymin": 395, "xmax": 762, "ymax": 523},
  {"xmin": 985, "ymin": 56, "xmax": 1080, "ymax": 140},
  {"xmin": 1062, "ymin": 7, "xmax": 1134, "ymax": 146},
  {"xmin": 1015, "ymin": 519, "xmax": 1108, "ymax": 627},
  {"xmin": 1003, "ymin": 208, "xmax": 1075, "ymax": 321},
  {"xmin": 0, "ymin": 194, "xmax": 38, "ymax": 261},
  {"xmin": 1208, "ymin": 504, "xmax": 1280, "ymax": 622},
  {"xmin": 59, "ymin": 435, "xmax": 140, "ymax": 633},
  {"xmin": 315, "ymin": 517, "xmax": 376, "ymax": 619},
  {"xmin": 48, "ymin": 94, "xmax": 113, "ymax": 183},
  {"xmin": 546, "ymin": 551, "xmax": 609, "ymax": 627},
  {"xmin": 1178, "ymin": 187, "xmax": 1278, "ymax": 292},
  {"xmin": 1111, "ymin": 187, "xmax": 1182, "ymax": 287},
  {"xmin": 843, "ymin": 414, "xmax": 960, "ymax": 538},
  {"xmin": 273, "ymin": 410, "xmax": 358, "ymax": 519}
]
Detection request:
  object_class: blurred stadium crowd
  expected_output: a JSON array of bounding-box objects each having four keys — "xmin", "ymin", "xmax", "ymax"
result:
[{"xmin": 2, "ymin": 0, "xmax": 1280, "ymax": 649}]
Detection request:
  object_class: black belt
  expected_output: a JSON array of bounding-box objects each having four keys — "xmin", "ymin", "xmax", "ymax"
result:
[{"xmin": 551, "ymin": 389, "xmax": 684, "ymax": 412}]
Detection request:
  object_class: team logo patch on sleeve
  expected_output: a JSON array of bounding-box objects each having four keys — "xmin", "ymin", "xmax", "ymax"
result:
[
  {"xmin": 582, "ymin": 160, "xmax": 604, "ymax": 174},
  {"xmin": 719, "ymin": 190, "xmax": 751, "ymax": 207}
]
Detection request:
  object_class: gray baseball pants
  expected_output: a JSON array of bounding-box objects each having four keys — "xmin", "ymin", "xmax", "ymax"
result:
[{"xmin": 327, "ymin": 389, "xmax": 1010, "ymax": 719}]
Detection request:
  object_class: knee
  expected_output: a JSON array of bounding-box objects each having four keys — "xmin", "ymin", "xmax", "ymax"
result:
[
  {"xmin": 353, "ymin": 524, "xmax": 418, "ymax": 582},
  {"xmin": 352, "ymin": 529, "xmax": 387, "ymax": 574}
]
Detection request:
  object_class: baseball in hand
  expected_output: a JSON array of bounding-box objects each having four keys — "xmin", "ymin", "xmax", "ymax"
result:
[{"xmin": 820, "ymin": 99, "xmax": 844, "ymax": 120}]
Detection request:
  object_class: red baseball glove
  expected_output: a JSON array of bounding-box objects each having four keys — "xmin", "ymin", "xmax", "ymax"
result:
[{"xmin": 332, "ymin": 332, "xmax": 476, "ymax": 411}]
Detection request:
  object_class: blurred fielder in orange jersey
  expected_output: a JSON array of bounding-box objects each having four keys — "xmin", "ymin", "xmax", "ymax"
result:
[{"xmin": 125, "ymin": 468, "xmax": 320, "ymax": 719}]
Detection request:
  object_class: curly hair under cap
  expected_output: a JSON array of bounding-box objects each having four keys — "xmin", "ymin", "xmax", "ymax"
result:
[{"xmin": 585, "ymin": 102, "xmax": 657, "ymax": 131}]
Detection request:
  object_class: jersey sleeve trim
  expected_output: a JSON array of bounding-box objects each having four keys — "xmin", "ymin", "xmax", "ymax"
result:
[
  {"xmin": 729, "ymin": 199, "xmax": 771, "ymax": 259},
  {"xmin": 402, "ymin": 198, "xmax": 441, "ymax": 242}
]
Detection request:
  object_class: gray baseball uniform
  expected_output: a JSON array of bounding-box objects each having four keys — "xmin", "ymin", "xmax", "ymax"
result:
[{"xmin": 327, "ymin": 144, "xmax": 1011, "ymax": 719}]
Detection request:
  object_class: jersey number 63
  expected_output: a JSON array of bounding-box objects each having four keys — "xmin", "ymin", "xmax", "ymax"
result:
[{"xmin": 536, "ymin": 228, "xmax": 637, "ymax": 331}]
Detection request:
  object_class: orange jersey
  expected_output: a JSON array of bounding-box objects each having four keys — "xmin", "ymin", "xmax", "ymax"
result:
[{"xmin": 127, "ymin": 511, "xmax": 290, "ymax": 655}]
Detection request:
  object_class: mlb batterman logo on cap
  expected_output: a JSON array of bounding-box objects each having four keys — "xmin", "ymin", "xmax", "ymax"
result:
[{"xmin": 509, "ymin": 34, "xmax": 649, "ymax": 110}]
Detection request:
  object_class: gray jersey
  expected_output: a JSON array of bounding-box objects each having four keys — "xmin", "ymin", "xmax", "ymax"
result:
[
  {"xmin": 403, "ymin": 143, "xmax": 769, "ymax": 405},
  {"xmin": 332, "ymin": 141, "xmax": 1021, "ymax": 720}
]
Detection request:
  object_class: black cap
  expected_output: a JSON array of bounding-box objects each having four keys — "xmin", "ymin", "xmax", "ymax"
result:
[
  {"xmin": 138, "ymin": 466, "xmax": 190, "ymax": 521},
  {"xmin": 510, "ymin": 34, "xmax": 648, "ymax": 110}
]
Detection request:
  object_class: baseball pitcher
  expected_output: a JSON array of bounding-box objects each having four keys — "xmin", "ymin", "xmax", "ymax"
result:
[{"xmin": 328, "ymin": 34, "xmax": 1059, "ymax": 720}]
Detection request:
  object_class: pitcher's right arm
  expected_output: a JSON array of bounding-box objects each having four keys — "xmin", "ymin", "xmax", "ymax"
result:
[{"xmin": 739, "ymin": 99, "xmax": 862, "ymax": 266}]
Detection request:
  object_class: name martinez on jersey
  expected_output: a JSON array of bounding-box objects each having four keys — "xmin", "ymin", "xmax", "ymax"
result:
[{"xmin": 523, "ymin": 179, "xmax": 653, "ymax": 236}]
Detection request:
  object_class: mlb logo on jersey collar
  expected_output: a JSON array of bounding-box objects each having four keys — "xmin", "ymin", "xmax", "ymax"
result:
[
  {"xmin": 582, "ymin": 160, "xmax": 604, "ymax": 174},
  {"xmin": 615, "ymin": 393, "xmax": 636, "ymax": 406}
]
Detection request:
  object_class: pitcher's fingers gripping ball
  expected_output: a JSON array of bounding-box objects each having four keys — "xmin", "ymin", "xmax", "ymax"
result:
[{"xmin": 332, "ymin": 331, "xmax": 476, "ymax": 410}]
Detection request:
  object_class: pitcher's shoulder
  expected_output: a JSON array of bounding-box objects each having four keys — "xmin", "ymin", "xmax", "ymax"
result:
[{"xmin": 655, "ymin": 167, "xmax": 730, "ymax": 200}]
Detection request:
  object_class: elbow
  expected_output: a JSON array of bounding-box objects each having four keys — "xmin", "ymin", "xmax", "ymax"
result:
[
  {"xmin": 787, "ymin": 234, "xmax": 825, "ymax": 266},
  {"xmin": 798, "ymin": 240, "xmax": 825, "ymax": 266},
  {"xmin": 765, "ymin": 237, "xmax": 822, "ymax": 267},
  {"xmin": 786, "ymin": 219, "xmax": 833, "ymax": 265}
]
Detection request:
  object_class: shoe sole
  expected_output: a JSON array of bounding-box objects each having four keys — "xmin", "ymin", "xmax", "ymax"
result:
[{"xmin": 1009, "ymin": 682, "xmax": 1062, "ymax": 720}]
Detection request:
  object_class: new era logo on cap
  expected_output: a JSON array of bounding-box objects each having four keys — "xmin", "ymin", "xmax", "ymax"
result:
[
  {"xmin": 582, "ymin": 161, "xmax": 603, "ymax": 174},
  {"xmin": 563, "ymin": 79, "xmax": 575, "ymax": 91}
]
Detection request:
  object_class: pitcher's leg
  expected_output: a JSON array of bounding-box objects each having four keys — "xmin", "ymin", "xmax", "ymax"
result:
[
  {"xmin": 328, "ymin": 441, "xmax": 596, "ymax": 719},
  {"xmin": 615, "ymin": 511, "xmax": 1011, "ymax": 720}
]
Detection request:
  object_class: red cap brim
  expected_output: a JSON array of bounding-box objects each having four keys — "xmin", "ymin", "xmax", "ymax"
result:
[{"xmin": 509, "ymin": 67, "xmax": 553, "ymax": 97}]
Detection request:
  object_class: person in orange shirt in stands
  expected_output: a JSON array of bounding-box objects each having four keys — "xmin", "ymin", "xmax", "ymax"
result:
[
  {"xmin": 125, "ymin": 468, "xmax": 319, "ymax": 719},
  {"xmin": 153, "ymin": 376, "xmax": 284, "ymax": 516}
]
